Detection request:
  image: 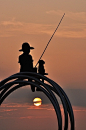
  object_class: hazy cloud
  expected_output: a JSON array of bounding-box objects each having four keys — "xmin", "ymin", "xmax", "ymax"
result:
[
  {"xmin": 46, "ymin": 10, "xmax": 64, "ymax": 16},
  {"xmin": 1, "ymin": 19, "xmax": 23, "ymax": 26},
  {"xmin": 0, "ymin": 109, "xmax": 17, "ymax": 112},
  {"xmin": 0, "ymin": 20, "xmax": 52, "ymax": 37},
  {"xmin": 2, "ymin": 87, "xmax": 51, "ymax": 105},
  {"xmin": 46, "ymin": 10, "xmax": 86, "ymax": 38},
  {"xmin": 65, "ymin": 88, "xmax": 86, "ymax": 107},
  {"xmin": 20, "ymin": 116, "xmax": 32, "ymax": 119},
  {"xmin": 1, "ymin": 87, "xmax": 86, "ymax": 107},
  {"xmin": 0, "ymin": 14, "xmax": 86, "ymax": 38},
  {"xmin": 46, "ymin": 10, "xmax": 86, "ymax": 21}
]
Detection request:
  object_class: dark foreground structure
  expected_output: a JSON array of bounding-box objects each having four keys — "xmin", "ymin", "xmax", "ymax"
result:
[{"xmin": 0, "ymin": 72, "xmax": 75, "ymax": 130}]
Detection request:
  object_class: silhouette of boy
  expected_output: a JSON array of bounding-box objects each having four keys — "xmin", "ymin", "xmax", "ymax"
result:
[
  {"xmin": 19, "ymin": 42, "xmax": 34, "ymax": 72},
  {"xmin": 18, "ymin": 42, "xmax": 35, "ymax": 92}
]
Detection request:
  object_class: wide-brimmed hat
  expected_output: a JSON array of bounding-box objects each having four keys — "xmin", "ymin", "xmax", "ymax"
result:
[
  {"xmin": 19, "ymin": 42, "xmax": 34, "ymax": 51},
  {"xmin": 38, "ymin": 60, "xmax": 45, "ymax": 64}
]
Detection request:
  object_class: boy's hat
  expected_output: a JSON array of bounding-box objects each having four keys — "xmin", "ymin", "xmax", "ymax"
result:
[
  {"xmin": 19, "ymin": 42, "xmax": 34, "ymax": 51},
  {"xmin": 39, "ymin": 60, "xmax": 45, "ymax": 64}
]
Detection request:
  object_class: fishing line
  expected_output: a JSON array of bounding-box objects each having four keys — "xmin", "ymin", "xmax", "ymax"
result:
[{"xmin": 35, "ymin": 13, "xmax": 65, "ymax": 67}]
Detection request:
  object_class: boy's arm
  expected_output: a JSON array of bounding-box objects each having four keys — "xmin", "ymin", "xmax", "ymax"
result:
[{"xmin": 18, "ymin": 56, "xmax": 21, "ymax": 64}]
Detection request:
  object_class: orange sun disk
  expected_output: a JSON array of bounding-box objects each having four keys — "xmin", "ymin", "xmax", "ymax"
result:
[{"xmin": 33, "ymin": 97, "xmax": 42, "ymax": 106}]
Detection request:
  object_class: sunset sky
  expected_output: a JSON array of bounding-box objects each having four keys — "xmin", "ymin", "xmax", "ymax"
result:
[{"xmin": 0, "ymin": 0, "xmax": 86, "ymax": 130}]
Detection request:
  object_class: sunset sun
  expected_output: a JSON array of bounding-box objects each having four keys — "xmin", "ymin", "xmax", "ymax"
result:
[{"xmin": 33, "ymin": 97, "xmax": 42, "ymax": 106}]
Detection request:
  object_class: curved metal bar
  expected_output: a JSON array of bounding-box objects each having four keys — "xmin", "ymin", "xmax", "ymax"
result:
[
  {"xmin": 0, "ymin": 75, "xmax": 62, "ymax": 113},
  {"xmin": 0, "ymin": 74, "xmax": 68, "ymax": 130},
  {"xmin": 44, "ymin": 83, "xmax": 68, "ymax": 130},
  {"xmin": 42, "ymin": 78, "xmax": 74, "ymax": 130},
  {"xmin": 0, "ymin": 73, "xmax": 69, "ymax": 130},
  {"xmin": 51, "ymin": 81, "xmax": 75, "ymax": 130},
  {"xmin": 0, "ymin": 76, "xmax": 62, "ymax": 121},
  {"xmin": 0, "ymin": 72, "xmax": 75, "ymax": 130},
  {"xmin": 0, "ymin": 80, "xmax": 62, "ymax": 130}
]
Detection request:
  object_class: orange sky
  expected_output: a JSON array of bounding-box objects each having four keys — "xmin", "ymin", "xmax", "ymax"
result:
[
  {"xmin": 0, "ymin": 1, "xmax": 86, "ymax": 89},
  {"xmin": 1, "ymin": 102, "xmax": 86, "ymax": 130},
  {"xmin": 0, "ymin": 0, "xmax": 86, "ymax": 129},
  {"xmin": 0, "ymin": 103, "xmax": 58, "ymax": 130}
]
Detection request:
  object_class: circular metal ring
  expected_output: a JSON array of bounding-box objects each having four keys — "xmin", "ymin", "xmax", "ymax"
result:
[{"xmin": 0, "ymin": 72, "xmax": 75, "ymax": 130}]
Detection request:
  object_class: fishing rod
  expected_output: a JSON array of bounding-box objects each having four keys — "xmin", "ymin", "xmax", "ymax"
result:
[{"xmin": 35, "ymin": 13, "xmax": 65, "ymax": 67}]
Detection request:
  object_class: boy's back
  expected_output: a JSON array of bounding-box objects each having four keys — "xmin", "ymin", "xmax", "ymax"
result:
[{"xmin": 19, "ymin": 53, "xmax": 33, "ymax": 72}]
